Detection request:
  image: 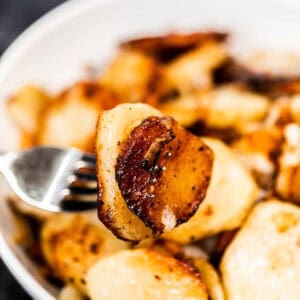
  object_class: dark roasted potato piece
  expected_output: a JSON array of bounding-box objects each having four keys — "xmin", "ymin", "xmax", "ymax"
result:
[
  {"xmin": 116, "ymin": 116, "xmax": 213, "ymax": 234},
  {"xmin": 97, "ymin": 104, "xmax": 213, "ymax": 241},
  {"xmin": 215, "ymin": 58, "xmax": 300, "ymax": 97},
  {"xmin": 121, "ymin": 31, "xmax": 227, "ymax": 63},
  {"xmin": 38, "ymin": 82, "xmax": 117, "ymax": 152},
  {"xmin": 86, "ymin": 248, "xmax": 208, "ymax": 300}
]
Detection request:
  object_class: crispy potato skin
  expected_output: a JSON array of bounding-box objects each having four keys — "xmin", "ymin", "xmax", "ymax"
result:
[
  {"xmin": 116, "ymin": 116, "xmax": 213, "ymax": 234},
  {"xmin": 121, "ymin": 31, "xmax": 227, "ymax": 63},
  {"xmin": 97, "ymin": 104, "xmax": 162, "ymax": 241},
  {"xmin": 86, "ymin": 248, "xmax": 208, "ymax": 300},
  {"xmin": 38, "ymin": 81, "xmax": 117, "ymax": 152},
  {"xmin": 41, "ymin": 213, "xmax": 128, "ymax": 293}
]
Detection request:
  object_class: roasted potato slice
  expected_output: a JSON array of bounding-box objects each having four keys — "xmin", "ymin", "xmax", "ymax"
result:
[
  {"xmin": 158, "ymin": 94, "xmax": 200, "ymax": 127},
  {"xmin": 38, "ymin": 82, "xmax": 116, "ymax": 152},
  {"xmin": 97, "ymin": 103, "xmax": 162, "ymax": 241},
  {"xmin": 276, "ymin": 123, "xmax": 300, "ymax": 204},
  {"xmin": 233, "ymin": 126, "xmax": 283, "ymax": 189},
  {"xmin": 99, "ymin": 50, "xmax": 159, "ymax": 103},
  {"xmin": 97, "ymin": 103, "xmax": 213, "ymax": 240},
  {"xmin": 194, "ymin": 258, "xmax": 224, "ymax": 300},
  {"xmin": 58, "ymin": 285, "xmax": 84, "ymax": 300},
  {"xmin": 116, "ymin": 115, "xmax": 213, "ymax": 235},
  {"xmin": 86, "ymin": 248, "xmax": 208, "ymax": 300},
  {"xmin": 163, "ymin": 41, "xmax": 227, "ymax": 93},
  {"xmin": 41, "ymin": 213, "xmax": 128, "ymax": 293},
  {"xmin": 221, "ymin": 200, "xmax": 300, "ymax": 300},
  {"xmin": 121, "ymin": 31, "xmax": 227, "ymax": 63},
  {"xmin": 197, "ymin": 85, "xmax": 270, "ymax": 130},
  {"xmin": 164, "ymin": 138, "xmax": 258, "ymax": 244},
  {"xmin": 7, "ymin": 85, "xmax": 51, "ymax": 134},
  {"xmin": 239, "ymin": 52, "xmax": 300, "ymax": 77}
]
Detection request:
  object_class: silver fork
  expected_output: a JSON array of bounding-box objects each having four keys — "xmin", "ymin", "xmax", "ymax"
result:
[{"xmin": 0, "ymin": 147, "xmax": 98, "ymax": 212}]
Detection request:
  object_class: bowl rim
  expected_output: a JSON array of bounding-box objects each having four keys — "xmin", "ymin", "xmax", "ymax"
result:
[{"xmin": 1, "ymin": 0, "xmax": 300, "ymax": 298}]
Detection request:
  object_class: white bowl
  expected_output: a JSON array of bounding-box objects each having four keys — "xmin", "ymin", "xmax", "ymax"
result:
[{"xmin": 1, "ymin": 0, "xmax": 300, "ymax": 298}]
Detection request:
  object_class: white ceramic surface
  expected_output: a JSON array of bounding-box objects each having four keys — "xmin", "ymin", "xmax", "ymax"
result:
[{"xmin": 1, "ymin": 0, "xmax": 300, "ymax": 298}]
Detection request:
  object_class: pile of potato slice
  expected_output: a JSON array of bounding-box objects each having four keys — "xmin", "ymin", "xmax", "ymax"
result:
[{"xmin": 7, "ymin": 30, "xmax": 300, "ymax": 299}]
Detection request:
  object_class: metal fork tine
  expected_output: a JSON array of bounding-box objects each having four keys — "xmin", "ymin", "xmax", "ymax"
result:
[
  {"xmin": 68, "ymin": 176, "xmax": 97, "ymax": 189},
  {"xmin": 60, "ymin": 199, "xmax": 97, "ymax": 211},
  {"xmin": 68, "ymin": 186, "xmax": 98, "ymax": 195},
  {"xmin": 82, "ymin": 154, "xmax": 96, "ymax": 164},
  {"xmin": 74, "ymin": 160, "xmax": 96, "ymax": 170},
  {"xmin": 74, "ymin": 171, "xmax": 97, "ymax": 181}
]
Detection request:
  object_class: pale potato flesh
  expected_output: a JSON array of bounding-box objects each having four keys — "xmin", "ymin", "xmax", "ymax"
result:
[
  {"xmin": 197, "ymin": 85, "xmax": 270, "ymax": 130},
  {"xmin": 164, "ymin": 138, "xmax": 258, "ymax": 244},
  {"xmin": 97, "ymin": 103, "xmax": 162, "ymax": 241},
  {"xmin": 194, "ymin": 258, "xmax": 224, "ymax": 300},
  {"xmin": 86, "ymin": 248, "xmax": 208, "ymax": 300},
  {"xmin": 221, "ymin": 200, "xmax": 300, "ymax": 300}
]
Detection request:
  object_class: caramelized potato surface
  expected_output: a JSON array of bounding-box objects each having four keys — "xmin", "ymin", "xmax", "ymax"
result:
[{"xmin": 116, "ymin": 116, "xmax": 213, "ymax": 234}]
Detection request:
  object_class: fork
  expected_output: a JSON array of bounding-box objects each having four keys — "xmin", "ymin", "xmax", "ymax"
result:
[{"xmin": 0, "ymin": 147, "xmax": 98, "ymax": 212}]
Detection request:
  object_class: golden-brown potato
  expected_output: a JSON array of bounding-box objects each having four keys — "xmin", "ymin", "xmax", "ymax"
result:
[
  {"xmin": 41, "ymin": 213, "xmax": 128, "ymax": 293},
  {"xmin": 196, "ymin": 85, "xmax": 270, "ymax": 131},
  {"xmin": 116, "ymin": 115, "xmax": 213, "ymax": 235},
  {"xmin": 232, "ymin": 126, "xmax": 283, "ymax": 189},
  {"xmin": 163, "ymin": 41, "xmax": 227, "ymax": 93},
  {"xmin": 164, "ymin": 138, "xmax": 258, "ymax": 244},
  {"xmin": 7, "ymin": 85, "xmax": 51, "ymax": 134},
  {"xmin": 221, "ymin": 200, "xmax": 300, "ymax": 300},
  {"xmin": 37, "ymin": 82, "xmax": 117, "ymax": 152},
  {"xmin": 158, "ymin": 94, "xmax": 201, "ymax": 127},
  {"xmin": 86, "ymin": 248, "xmax": 208, "ymax": 300},
  {"xmin": 193, "ymin": 258, "xmax": 224, "ymax": 300},
  {"xmin": 97, "ymin": 103, "xmax": 213, "ymax": 240},
  {"xmin": 99, "ymin": 50, "xmax": 159, "ymax": 103},
  {"xmin": 120, "ymin": 31, "xmax": 227, "ymax": 63}
]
